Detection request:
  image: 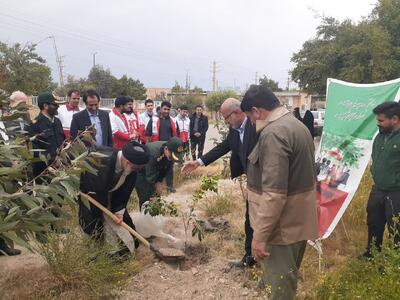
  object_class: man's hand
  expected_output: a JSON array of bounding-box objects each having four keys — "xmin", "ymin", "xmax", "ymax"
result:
[
  {"xmin": 129, "ymin": 132, "xmax": 137, "ymax": 140},
  {"xmin": 181, "ymin": 160, "xmax": 200, "ymax": 174},
  {"xmin": 194, "ymin": 132, "xmax": 201, "ymax": 137},
  {"xmin": 252, "ymin": 239, "xmax": 269, "ymax": 262},
  {"xmin": 114, "ymin": 213, "xmax": 123, "ymax": 225}
]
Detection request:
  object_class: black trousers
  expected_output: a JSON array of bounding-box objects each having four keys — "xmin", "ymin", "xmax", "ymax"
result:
[
  {"xmin": 245, "ymin": 198, "xmax": 254, "ymax": 256},
  {"xmin": 190, "ymin": 136, "xmax": 206, "ymax": 160},
  {"xmin": 367, "ymin": 186, "xmax": 400, "ymax": 252}
]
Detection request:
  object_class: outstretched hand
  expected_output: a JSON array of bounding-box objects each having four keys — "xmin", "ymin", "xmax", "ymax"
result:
[{"xmin": 181, "ymin": 160, "xmax": 200, "ymax": 174}]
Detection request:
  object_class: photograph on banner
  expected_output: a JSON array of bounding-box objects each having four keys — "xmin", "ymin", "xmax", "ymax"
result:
[{"xmin": 316, "ymin": 78, "xmax": 400, "ymax": 239}]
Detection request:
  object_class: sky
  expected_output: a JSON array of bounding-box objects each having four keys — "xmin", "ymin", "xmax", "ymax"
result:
[{"xmin": 0, "ymin": 0, "xmax": 377, "ymax": 92}]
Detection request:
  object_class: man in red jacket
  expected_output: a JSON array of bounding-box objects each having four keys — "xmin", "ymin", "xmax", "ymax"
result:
[{"xmin": 109, "ymin": 96, "xmax": 137, "ymax": 149}]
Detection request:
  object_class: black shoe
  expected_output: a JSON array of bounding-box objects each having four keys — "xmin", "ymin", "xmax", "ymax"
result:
[
  {"xmin": 228, "ymin": 255, "xmax": 256, "ymax": 268},
  {"xmin": 358, "ymin": 250, "xmax": 374, "ymax": 261},
  {"xmin": 167, "ymin": 187, "xmax": 176, "ymax": 193},
  {"xmin": 0, "ymin": 246, "xmax": 22, "ymax": 256}
]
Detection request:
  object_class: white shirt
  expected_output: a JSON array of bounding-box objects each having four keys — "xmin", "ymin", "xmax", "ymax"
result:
[
  {"xmin": 57, "ymin": 104, "xmax": 81, "ymax": 130},
  {"xmin": 197, "ymin": 117, "xmax": 248, "ymax": 166},
  {"xmin": 109, "ymin": 109, "xmax": 129, "ymax": 135}
]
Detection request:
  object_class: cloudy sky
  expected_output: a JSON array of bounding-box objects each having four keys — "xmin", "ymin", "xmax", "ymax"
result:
[{"xmin": 0, "ymin": 0, "xmax": 377, "ymax": 91}]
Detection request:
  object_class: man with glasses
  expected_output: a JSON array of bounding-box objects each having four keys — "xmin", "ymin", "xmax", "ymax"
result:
[
  {"xmin": 57, "ymin": 89, "xmax": 81, "ymax": 139},
  {"xmin": 182, "ymin": 98, "xmax": 257, "ymax": 268}
]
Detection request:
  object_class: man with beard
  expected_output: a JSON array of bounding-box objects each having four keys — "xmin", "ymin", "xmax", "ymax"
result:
[
  {"xmin": 124, "ymin": 96, "xmax": 140, "ymax": 142},
  {"xmin": 78, "ymin": 141, "xmax": 150, "ymax": 258},
  {"xmin": 109, "ymin": 96, "xmax": 137, "ymax": 149},
  {"xmin": 26, "ymin": 92, "xmax": 66, "ymax": 178},
  {"xmin": 362, "ymin": 102, "xmax": 400, "ymax": 258}
]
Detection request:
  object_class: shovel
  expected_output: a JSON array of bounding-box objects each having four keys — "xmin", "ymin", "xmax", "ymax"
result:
[{"xmin": 80, "ymin": 192, "xmax": 185, "ymax": 263}]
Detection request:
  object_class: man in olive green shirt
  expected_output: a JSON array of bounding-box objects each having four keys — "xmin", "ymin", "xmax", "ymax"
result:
[
  {"xmin": 135, "ymin": 137, "xmax": 184, "ymax": 209},
  {"xmin": 363, "ymin": 101, "xmax": 400, "ymax": 258}
]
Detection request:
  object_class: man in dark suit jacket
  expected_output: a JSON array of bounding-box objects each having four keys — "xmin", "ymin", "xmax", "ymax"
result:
[
  {"xmin": 183, "ymin": 98, "xmax": 258, "ymax": 268},
  {"xmin": 70, "ymin": 89, "xmax": 113, "ymax": 147},
  {"xmin": 79, "ymin": 141, "xmax": 150, "ymax": 257},
  {"xmin": 189, "ymin": 105, "xmax": 209, "ymax": 160}
]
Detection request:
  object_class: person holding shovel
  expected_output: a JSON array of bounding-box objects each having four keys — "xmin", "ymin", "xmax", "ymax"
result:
[
  {"xmin": 78, "ymin": 141, "xmax": 150, "ymax": 259},
  {"xmin": 135, "ymin": 137, "xmax": 184, "ymax": 209}
]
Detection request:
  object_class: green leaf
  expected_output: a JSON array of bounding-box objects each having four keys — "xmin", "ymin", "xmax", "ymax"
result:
[
  {"xmin": 2, "ymin": 231, "xmax": 31, "ymax": 249},
  {"xmin": 0, "ymin": 221, "xmax": 20, "ymax": 232}
]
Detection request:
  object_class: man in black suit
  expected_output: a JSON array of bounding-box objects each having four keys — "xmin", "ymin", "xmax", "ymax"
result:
[
  {"xmin": 70, "ymin": 89, "xmax": 113, "ymax": 147},
  {"xmin": 189, "ymin": 105, "xmax": 209, "ymax": 160},
  {"xmin": 182, "ymin": 98, "xmax": 258, "ymax": 268},
  {"xmin": 79, "ymin": 141, "xmax": 150, "ymax": 258}
]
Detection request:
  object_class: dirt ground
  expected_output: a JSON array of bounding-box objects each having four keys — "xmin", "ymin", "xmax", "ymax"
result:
[{"xmin": 0, "ymin": 129, "xmax": 321, "ymax": 299}]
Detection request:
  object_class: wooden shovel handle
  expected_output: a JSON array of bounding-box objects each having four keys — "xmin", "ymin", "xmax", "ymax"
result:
[{"xmin": 79, "ymin": 192, "xmax": 151, "ymax": 248}]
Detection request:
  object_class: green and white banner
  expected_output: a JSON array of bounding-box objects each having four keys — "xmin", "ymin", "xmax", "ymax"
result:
[{"xmin": 316, "ymin": 78, "xmax": 400, "ymax": 239}]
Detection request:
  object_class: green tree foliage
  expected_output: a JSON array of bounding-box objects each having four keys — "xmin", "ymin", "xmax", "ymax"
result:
[
  {"xmin": 0, "ymin": 42, "xmax": 54, "ymax": 95},
  {"xmin": 171, "ymin": 80, "xmax": 185, "ymax": 93},
  {"xmin": 87, "ymin": 65, "xmax": 116, "ymax": 97},
  {"xmin": 63, "ymin": 75, "xmax": 96, "ymax": 94},
  {"xmin": 0, "ymin": 90, "xmax": 102, "ymax": 249},
  {"xmin": 258, "ymin": 75, "xmax": 283, "ymax": 91},
  {"xmin": 112, "ymin": 75, "xmax": 147, "ymax": 99},
  {"xmin": 206, "ymin": 90, "xmax": 237, "ymax": 113},
  {"xmin": 291, "ymin": 2, "xmax": 400, "ymax": 95},
  {"xmin": 173, "ymin": 95, "xmax": 203, "ymax": 111}
]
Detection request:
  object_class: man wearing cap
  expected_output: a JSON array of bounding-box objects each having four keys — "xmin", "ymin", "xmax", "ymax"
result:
[
  {"xmin": 135, "ymin": 137, "xmax": 184, "ymax": 209},
  {"xmin": 26, "ymin": 92, "xmax": 66, "ymax": 179},
  {"xmin": 78, "ymin": 141, "xmax": 150, "ymax": 257}
]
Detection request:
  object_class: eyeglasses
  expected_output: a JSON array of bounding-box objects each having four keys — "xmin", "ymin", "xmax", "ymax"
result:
[
  {"xmin": 71, "ymin": 98, "xmax": 80, "ymax": 100},
  {"xmin": 223, "ymin": 110, "xmax": 235, "ymax": 120}
]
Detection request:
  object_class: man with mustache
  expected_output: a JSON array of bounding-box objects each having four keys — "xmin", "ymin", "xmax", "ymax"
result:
[{"xmin": 363, "ymin": 101, "xmax": 400, "ymax": 258}]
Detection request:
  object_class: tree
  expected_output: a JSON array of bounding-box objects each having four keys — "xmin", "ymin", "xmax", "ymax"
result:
[
  {"xmin": 62, "ymin": 75, "xmax": 96, "ymax": 95},
  {"xmin": 259, "ymin": 75, "xmax": 283, "ymax": 92},
  {"xmin": 88, "ymin": 65, "xmax": 116, "ymax": 98},
  {"xmin": 0, "ymin": 89, "xmax": 100, "ymax": 249},
  {"xmin": 291, "ymin": 11, "xmax": 400, "ymax": 95},
  {"xmin": 206, "ymin": 90, "xmax": 238, "ymax": 114},
  {"xmin": 173, "ymin": 95, "xmax": 203, "ymax": 111},
  {"xmin": 171, "ymin": 81, "xmax": 185, "ymax": 93},
  {"xmin": 111, "ymin": 75, "xmax": 147, "ymax": 99},
  {"xmin": 0, "ymin": 42, "xmax": 54, "ymax": 95}
]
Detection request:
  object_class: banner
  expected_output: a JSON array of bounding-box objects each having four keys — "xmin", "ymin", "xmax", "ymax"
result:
[{"xmin": 316, "ymin": 78, "xmax": 400, "ymax": 239}]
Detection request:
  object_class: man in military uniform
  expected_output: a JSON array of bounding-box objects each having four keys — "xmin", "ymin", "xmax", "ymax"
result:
[
  {"xmin": 26, "ymin": 92, "xmax": 66, "ymax": 179},
  {"xmin": 135, "ymin": 137, "xmax": 184, "ymax": 209}
]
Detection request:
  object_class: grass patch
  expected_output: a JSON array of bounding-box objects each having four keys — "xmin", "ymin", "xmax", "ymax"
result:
[
  {"xmin": 316, "ymin": 246, "xmax": 400, "ymax": 299},
  {"xmin": 35, "ymin": 230, "xmax": 142, "ymax": 299},
  {"xmin": 203, "ymin": 192, "xmax": 236, "ymax": 217}
]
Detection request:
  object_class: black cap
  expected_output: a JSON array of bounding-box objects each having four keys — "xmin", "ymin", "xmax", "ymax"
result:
[
  {"xmin": 166, "ymin": 137, "xmax": 184, "ymax": 162},
  {"xmin": 122, "ymin": 141, "xmax": 151, "ymax": 165}
]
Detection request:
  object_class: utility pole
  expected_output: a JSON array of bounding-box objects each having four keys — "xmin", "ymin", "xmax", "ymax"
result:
[
  {"xmin": 92, "ymin": 52, "xmax": 97, "ymax": 69},
  {"xmin": 49, "ymin": 36, "xmax": 64, "ymax": 89},
  {"xmin": 286, "ymin": 76, "xmax": 290, "ymax": 91},
  {"xmin": 212, "ymin": 61, "xmax": 217, "ymax": 92},
  {"xmin": 185, "ymin": 70, "xmax": 189, "ymax": 94}
]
